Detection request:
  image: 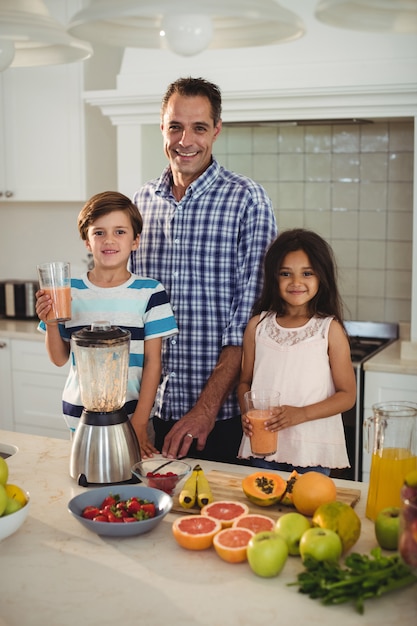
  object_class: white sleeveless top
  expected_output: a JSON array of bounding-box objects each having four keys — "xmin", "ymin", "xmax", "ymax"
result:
[{"xmin": 238, "ymin": 313, "xmax": 350, "ymax": 469}]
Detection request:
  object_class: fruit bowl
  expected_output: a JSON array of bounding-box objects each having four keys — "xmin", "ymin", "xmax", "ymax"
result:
[
  {"xmin": 68, "ymin": 485, "xmax": 173, "ymax": 538},
  {"xmin": 0, "ymin": 493, "xmax": 31, "ymax": 541},
  {"xmin": 131, "ymin": 458, "xmax": 192, "ymax": 495}
]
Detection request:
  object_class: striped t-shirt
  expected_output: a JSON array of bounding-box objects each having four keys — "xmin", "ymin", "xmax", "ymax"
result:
[{"xmin": 38, "ymin": 273, "xmax": 178, "ymax": 429}]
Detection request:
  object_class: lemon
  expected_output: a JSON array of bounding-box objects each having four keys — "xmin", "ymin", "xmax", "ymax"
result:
[{"xmin": 5, "ymin": 483, "xmax": 27, "ymax": 506}]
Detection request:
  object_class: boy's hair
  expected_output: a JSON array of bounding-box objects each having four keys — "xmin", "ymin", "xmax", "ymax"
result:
[
  {"xmin": 78, "ymin": 191, "xmax": 143, "ymax": 241},
  {"xmin": 254, "ymin": 228, "xmax": 345, "ymax": 324},
  {"xmin": 161, "ymin": 77, "xmax": 222, "ymax": 126}
]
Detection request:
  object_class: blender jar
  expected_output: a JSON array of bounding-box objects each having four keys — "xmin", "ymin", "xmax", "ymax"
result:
[{"xmin": 72, "ymin": 322, "xmax": 131, "ymax": 412}]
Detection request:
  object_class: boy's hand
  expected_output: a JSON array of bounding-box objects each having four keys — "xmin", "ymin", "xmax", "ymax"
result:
[{"xmin": 35, "ymin": 289, "xmax": 56, "ymax": 325}]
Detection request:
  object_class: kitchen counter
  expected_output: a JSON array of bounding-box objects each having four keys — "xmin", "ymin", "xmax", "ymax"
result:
[
  {"xmin": 0, "ymin": 319, "xmax": 41, "ymax": 341},
  {"xmin": 0, "ymin": 430, "xmax": 416, "ymax": 626},
  {"xmin": 364, "ymin": 340, "xmax": 417, "ymax": 375}
]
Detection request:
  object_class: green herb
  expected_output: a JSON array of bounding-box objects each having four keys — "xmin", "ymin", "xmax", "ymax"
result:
[{"xmin": 289, "ymin": 547, "xmax": 417, "ymax": 614}]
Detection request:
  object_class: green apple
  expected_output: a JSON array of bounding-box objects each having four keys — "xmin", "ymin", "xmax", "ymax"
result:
[
  {"xmin": 3, "ymin": 496, "xmax": 23, "ymax": 516},
  {"xmin": 299, "ymin": 527, "xmax": 342, "ymax": 563},
  {"xmin": 247, "ymin": 531, "xmax": 289, "ymax": 577},
  {"xmin": 0, "ymin": 484, "xmax": 8, "ymax": 516},
  {"xmin": 375, "ymin": 507, "xmax": 400, "ymax": 550},
  {"xmin": 0, "ymin": 457, "xmax": 9, "ymax": 486},
  {"xmin": 275, "ymin": 512, "xmax": 311, "ymax": 555}
]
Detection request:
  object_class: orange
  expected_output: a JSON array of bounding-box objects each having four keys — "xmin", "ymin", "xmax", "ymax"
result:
[
  {"xmin": 200, "ymin": 500, "xmax": 249, "ymax": 528},
  {"xmin": 213, "ymin": 527, "xmax": 255, "ymax": 563},
  {"xmin": 5, "ymin": 484, "xmax": 27, "ymax": 506},
  {"xmin": 172, "ymin": 515, "xmax": 222, "ymax": 550},
  {"xmin": 232, "ymin": 513, "xmax": 275, "ymax": 533},
  {"xmin": 291, "ymin": 471, "xmax": 337, "ymax": 517}
]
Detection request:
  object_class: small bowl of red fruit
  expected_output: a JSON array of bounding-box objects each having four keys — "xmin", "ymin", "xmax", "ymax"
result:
[
  {"xmin": 131, "ymin": 458, "xmax": 192, "ymax": 495},
  {"xmin": 68, "ymin": 485, "xmax": 173, "ymax": 537}
]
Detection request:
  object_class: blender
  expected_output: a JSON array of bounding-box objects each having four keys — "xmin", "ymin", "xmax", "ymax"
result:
[{"xmin": 69, "ymin": 321, "xmax": 141, "ymax": 486}]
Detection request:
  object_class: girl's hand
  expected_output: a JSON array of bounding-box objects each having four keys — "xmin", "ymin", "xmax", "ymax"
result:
[
  {"xmin": 35, "ymin": 289, "xmax": 55, "ymax": 325},
  {"xmin": 265, "ymin": 405, "xmax": 307, "ymax": 431},
  {"xmin": 133, "ymin": 423, "xmax": 160, "ymax": 459}
]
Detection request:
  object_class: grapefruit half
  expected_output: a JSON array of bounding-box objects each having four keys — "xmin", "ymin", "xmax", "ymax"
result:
[
  {"xmin": 213, "ymin": 527, "xmax": 255, "ymax": 563},
  {"xmin": 200, "ymin": 500, "xmax": 249, "ymax": 528},
  {"xmin": 232, "ymin": 513, "xmax": 275, "ymax": 533},
  {"xmin": 172, "ymin": 515, "xmax": 222, "ymax": 550}
]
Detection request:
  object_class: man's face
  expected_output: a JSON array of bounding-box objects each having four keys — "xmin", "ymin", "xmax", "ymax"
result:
[{"xmin": 161, "ymin": 93, "xmax": 222, "ymax": 186}]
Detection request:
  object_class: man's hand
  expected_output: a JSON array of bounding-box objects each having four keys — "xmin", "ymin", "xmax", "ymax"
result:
[{"xmin": 162, "ymin": 408, "xmax": 216, "ymax": 459}]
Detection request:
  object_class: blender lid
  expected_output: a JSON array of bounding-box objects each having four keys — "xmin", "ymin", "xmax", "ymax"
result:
[{"xmin": 72, "ymin": 321, "xmax": 130, "ymax": 346}]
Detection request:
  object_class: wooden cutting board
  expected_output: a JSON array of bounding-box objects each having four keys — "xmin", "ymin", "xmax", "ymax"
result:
[{"xmin": 172, "ymin": 469, "xmax": 361, "ymax": 521}]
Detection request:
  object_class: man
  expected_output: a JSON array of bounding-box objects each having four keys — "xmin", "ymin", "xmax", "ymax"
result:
[{"xmin": 131, "ymin": 77, "xmax": 277, "ymax": 463}]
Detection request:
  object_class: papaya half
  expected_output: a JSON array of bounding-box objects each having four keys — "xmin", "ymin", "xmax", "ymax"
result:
[
  {"xmin": 279, "ymin": 470, "xmax": 299, "ymax": 506},
  {"xmin": 242, "ymin": 472, "xmax": 286, "ymax": 507}
]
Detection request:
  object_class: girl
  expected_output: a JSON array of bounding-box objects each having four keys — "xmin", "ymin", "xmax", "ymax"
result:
[{"xmin": 237, "ymin": 228, "xmax": 356, "ymax": 476}]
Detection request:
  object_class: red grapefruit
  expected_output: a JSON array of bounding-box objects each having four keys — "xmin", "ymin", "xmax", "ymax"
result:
[
  {"xmin": 213, "ymin": 527, "xmax": 255, "ymax": 563},
  {"xmin": 232, "ymin": 513, "xmax": 275, "ymax": 533},
  {"xmin": 172, "ymin": 515, "xmax": 222, "ymax": 550},
  {"xmin": 200, "ymin": 500, "xmax": 249, "ymax": 528}
]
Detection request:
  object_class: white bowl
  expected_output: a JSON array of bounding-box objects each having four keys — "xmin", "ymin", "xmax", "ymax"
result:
[
  {"xmin": 0, "ymin": 493, "xmax": 31, "ymax": 541},
  {"xmin": 68, "ymin": 485, "xmax": 173, "ymax": 537}
]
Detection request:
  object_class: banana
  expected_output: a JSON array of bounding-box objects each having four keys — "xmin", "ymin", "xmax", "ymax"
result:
[
  {"xmin": 196, "ymin": 466, "xmax": 213, "ymax": 508},
  {"xmin": 179, "ymin": 464, "xmax": 200, "ymax": 509}
]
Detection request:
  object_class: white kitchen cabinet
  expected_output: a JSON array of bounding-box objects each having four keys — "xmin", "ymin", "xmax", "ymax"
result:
[
  {"xmin": 362, "ymin": 371, "xmax": 417, "ymax": 482},
  {"xmin": 0, "ymin": 63, "xmax": 87, "ymax": 202},
  {"xmin": 11, "ymin": 339, "xmax": 70, "ymax": 439},
  {"xmin": 0, "ymin": 337, "xmax": 14, "ymax": 431}
]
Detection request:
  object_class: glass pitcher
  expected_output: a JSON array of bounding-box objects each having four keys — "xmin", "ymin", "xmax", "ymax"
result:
[{"xmin": 364, "ymin": 402, "xmax": 417, "ymax": 521}]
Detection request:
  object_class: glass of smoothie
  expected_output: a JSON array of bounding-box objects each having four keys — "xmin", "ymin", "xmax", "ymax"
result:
[
  {"xmin": 244, "ymin": 389, "xmax": 281, "ymax": 457},
  {"xmin": 37, "ymin": 261, "xmax": 71, "ymax": 322}
]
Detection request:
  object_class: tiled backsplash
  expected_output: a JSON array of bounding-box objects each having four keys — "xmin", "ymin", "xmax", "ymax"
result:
[{"xmin": 214, "ymin": 120, "xmax": 414, "ymax": 323}]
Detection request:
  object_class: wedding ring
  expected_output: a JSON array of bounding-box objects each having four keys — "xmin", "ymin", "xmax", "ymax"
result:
[{"xmin": 186, "ymin": 433, "xmax": 193, "ymax": 439}]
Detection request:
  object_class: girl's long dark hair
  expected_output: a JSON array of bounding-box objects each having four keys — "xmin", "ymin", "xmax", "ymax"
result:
[{"xmin": 253, "ymin": 229, "xmax": 345, "ymax": 324}]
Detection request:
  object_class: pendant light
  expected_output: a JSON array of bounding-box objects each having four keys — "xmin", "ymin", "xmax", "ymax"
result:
[
  {"xmin": 315, "ymin": 0, "xmax": 417, "ymax": 33},
  {"xmin": 68, "ymin": 0, "xmax": 305, "ymax": 57},
  {"xmin": 0, "ymin": 0, "xmax": 92, "ymax": 72}
]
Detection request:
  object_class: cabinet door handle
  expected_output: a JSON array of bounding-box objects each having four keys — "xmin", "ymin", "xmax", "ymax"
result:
[
  {"xmin": 5, "ymin": 190, "xmax": 13, "ymax": 198},
  {"xmin": 0, "ymin": 342, "xmax": 7, "ymax": 349}
]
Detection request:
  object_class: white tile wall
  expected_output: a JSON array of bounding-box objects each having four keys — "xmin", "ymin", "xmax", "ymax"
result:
[{"xmin": 214, "ymin": 120, "xmax": 414, "ymax": 323}]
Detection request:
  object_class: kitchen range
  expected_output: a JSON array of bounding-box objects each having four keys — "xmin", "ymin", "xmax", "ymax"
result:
[
  {"xmin": 0, "ymin": 428, "xmax": 416, "ymax": 626},
  {"xmin": 333, "ymin": 321, "xmax": 399, "ymax": 482}
]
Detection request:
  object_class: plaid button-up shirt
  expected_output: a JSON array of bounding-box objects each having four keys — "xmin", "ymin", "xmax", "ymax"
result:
[{"xmin": 131, "ymin": 158, "xmax": 277, "ymax": 422}]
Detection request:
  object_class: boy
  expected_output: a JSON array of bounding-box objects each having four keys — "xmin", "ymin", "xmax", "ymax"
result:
[{"xmin": 36, "ymin": 191, "xmax": 178, "ymax": 457}]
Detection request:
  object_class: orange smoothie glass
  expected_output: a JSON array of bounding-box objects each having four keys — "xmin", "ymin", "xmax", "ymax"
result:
[
  {"xmin": 37, "ymin": 261, "xmax": 71, "ymax": 322},
  {"xmin": 244, "ymin": 389, "xmax": 281, "ymax": 457}
]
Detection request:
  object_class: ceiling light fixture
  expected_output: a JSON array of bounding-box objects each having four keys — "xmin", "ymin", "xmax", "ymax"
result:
[
  {"xmin": 0, "ymin": 0, "xmax": 92, "ymax": 72},
  {"xmin": 68, "ymin": 0, "xmax": 305, "ymax": 57},
  {"xmin": 315, "ymin": 0, "xmax": 417, "ymax": 33}
]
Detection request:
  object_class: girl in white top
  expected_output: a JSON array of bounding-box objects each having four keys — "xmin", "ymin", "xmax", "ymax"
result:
[{"xmin": 238, "ymin": 229, "xmax": 356, "ymax": 475}]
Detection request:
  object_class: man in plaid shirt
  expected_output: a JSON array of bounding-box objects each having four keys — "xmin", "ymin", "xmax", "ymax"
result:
[{"xmin": 131, "ymin": 77, "xmax": 277, "ymax": 463}]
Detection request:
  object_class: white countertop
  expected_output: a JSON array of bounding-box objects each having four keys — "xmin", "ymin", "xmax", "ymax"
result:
[
  {"xmin": 0, "ymin": 319, "xmax": 41, "ymax": 341},
  {"xmin": 364, "ymin": 340, "xmax": 417, "ymax": 375},
  {"xmin": 0, "ymin": 429, "xmax": 416, "ymax": 626}
]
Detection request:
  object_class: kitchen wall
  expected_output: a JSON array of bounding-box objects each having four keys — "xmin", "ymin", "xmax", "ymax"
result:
[{"xmin": 140, "ymin": 119, "xmax": 414, "ymax": 324}]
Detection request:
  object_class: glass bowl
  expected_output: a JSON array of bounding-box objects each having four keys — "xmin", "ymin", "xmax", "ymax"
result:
[
  {"xmin": 131, "ymin": 458, "xmax": 192, "ymax": 495},
  {"xmin": 68, "ymin": 485, "xmax": 172, "ymax": 538}
]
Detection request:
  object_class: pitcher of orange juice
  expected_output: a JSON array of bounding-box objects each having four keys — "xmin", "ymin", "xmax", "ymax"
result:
[{"xmin": 364, "ymin": 402, "xmax": 417, "ymax": 521}]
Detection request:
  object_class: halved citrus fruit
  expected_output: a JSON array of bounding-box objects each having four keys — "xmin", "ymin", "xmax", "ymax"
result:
[
  {"xmin": 213, "ymin": 527, "xmax": 255, "ymax": 563},
  {"xmin": 200, "ymin": 500, "xmax": 249, "ymax": 528},
  {"xmin": 232, "ymin": 513, "xmax": 275, "ymax": 533},
  {"xmin": 172, "ymin": 515, "xmax": 222, "ymax": 550}
]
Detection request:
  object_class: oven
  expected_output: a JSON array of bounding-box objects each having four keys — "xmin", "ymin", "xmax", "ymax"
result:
[{"xmin": 330, "ymin": 321, "xmax": 399, "ymax": 482}]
